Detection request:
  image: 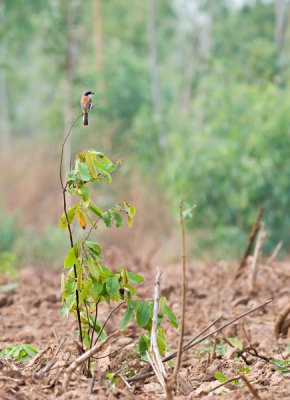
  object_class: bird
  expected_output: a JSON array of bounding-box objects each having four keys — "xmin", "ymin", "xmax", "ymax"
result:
[{"xmin": 80, "ymin": 90, "xmax": 94, "ymax": 126}]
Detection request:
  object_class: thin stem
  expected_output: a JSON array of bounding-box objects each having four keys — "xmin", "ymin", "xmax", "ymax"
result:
[
  {"xmin": 172, "ymin": 201, "xmax": 187, "ymax": 381},
  {"xmin": 84, "ymin": 216, "xmax": 102, "ymax": 243},
  {"xmin": 59, "ymin": 114, "xmax": 82, "ymax": 191},
  {"xmin": 59, "ymin": 114, "xmax": 84, "ymax": 350},
  {"xmin": 94, "ymin": 302, "xmax": 126, "ymax": 346},
  {"xmin": 90, "ymin": 299, "xmax": 101, "ymax": 349}
]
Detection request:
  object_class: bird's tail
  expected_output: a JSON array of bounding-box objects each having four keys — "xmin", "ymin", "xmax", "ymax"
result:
[{"xmin": 83, "ymin": 112, "xmax": 88, "ymax": 126}]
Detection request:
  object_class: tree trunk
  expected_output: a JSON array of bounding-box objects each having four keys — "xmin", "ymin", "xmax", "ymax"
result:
[
  {"xmin": 0, "ymin": 44, "xmax": 12, "ymax": 155},
  {"xmin": 148, "ymin": 0, "xmax": 166, "ymax": 148},
  {"xmin": 275, "ymin": 0, "xmax": 289, "ymax": 55},
  {"xmin": 63, "ymin": 0, "xmax": 79, "ymax": 175},
  {"xmin": 93, "ymin": 0, "xmax": 106, "ymax": 97}
]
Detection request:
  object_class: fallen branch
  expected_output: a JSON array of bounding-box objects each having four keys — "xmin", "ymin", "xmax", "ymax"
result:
[
  {"xmin": 127, "ymin": 300, "xmax": 272, "ymax": 383},
  {"xmin": 235, "ymin": 207, "xmax": 264, "ymax": 280},
  {"xmin": 62, "ymin": 328, "xmax": 132, "ymax": 391}
]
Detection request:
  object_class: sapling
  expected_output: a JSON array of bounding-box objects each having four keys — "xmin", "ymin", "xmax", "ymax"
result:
[{"xmin": 59, "ymin": 116, "xmax": 177, "ymax": 374}]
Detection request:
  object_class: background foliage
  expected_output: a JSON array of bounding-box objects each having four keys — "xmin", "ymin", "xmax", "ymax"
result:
[{"xmin": 1, "ymin": 0, "xmax": 290, "ymax": 266}]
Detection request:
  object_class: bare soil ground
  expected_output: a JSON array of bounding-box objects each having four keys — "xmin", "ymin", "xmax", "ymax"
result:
[{"xmin": 1, "ymin": 256, "xmax": 290, "ymax": 399}]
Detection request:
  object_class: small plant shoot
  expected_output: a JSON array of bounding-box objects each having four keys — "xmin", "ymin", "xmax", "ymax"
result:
[
  {"xmin": 59, "ymin": 145, "xmax": 177, "ymax": 371},
  {"xmin": 0, "ymin": 344, "xmax": 38, "ymax": 362}
]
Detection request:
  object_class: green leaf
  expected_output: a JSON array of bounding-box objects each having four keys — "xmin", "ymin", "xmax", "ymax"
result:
[
  {"xmin": 66, "ymin": 293, "xmax": 76, "ymax": 310},
  {"xmin": 106, "ymin": 276, "xmax": 120, "ymax": 300},
  {"xmin": 214, "ymin": 371, "xmax": 228, "ymax": 383},
  {"xmin": 164, "ymin": 305, "xmax": 178, "ymax": 328},
  {"xmin": 0, "ymin": 282, "xmax": 18, "ymax": 292},
  {"xmin": 86, "ymin": 241, "xmax": 101, "ymax": 257},
  {"xmin": 138, "ymin": 335, "xmax": 150, "ymax": 355},
  {"xmin": 124, "ymin": 283, "xmax": 137, "ymax": 295},
  {"xmin": 79, "ymin": 185, "xmax": 90, "ymax": 202},
  {"xmin": 134, "ymin": 301, "xmax": 151, "ymax": 328},
  {"xmin": 99, "ymin": 265, "xmax": 113, "ymax": 279},
  {"xmin": 77, "ymin": 162, "xmax": 91, "ymax": 181},
  {"xmin": 157, "ymin": 328, "xmax": 167, "ymax": 356},
  {"xmin": 0, "ymin": 344, "xmax": 38, "ymax": 362},
  {"xmin": 64, "ymin": 247, "xmax": 77, "ymax": 268},
  {"xmin": 102, "ymin": 211, "xmax": 113, "ymax": 227},
  {"xmin": 88, "ymin": 204, "xmax": 103, "ymax": 218},
  {"xmin": 79, "ymin": 280, "xmax": 92, "ymax": 305},
  {"xmin": 60, "ymin": 302, "xmax": 70, "ymax": 317},
  {"xmin": 76, "ymin": 261, "xmax": 82, "ymax": 291},
  {"xmin": 59, "ymin": 203, "xmax": 79, "ymax": 229},
  {"xmin": 120, "ymin": 307, "xmax": 134, "ymax": 330},
  {"xmin": 85, "ymin": 152, "xmax": 98, "ymax": 179},
  {"xmin": 112, "ymin": 211, "xmax": 123, "ymax": 228},
  {"xmin": 92, "ymin": 280, "xmax": 103, "ymax": 293},
  {"xmin": 94, "ymin": 159, "xmax": 112, "ymax": 184},
  {"xmin": 128, "ymin": 271, "xmax": 144, "ymax": 283},
  {"xmin": 87, "ymin": 258, "xmax": 100, "ymax": 280},
  {"xmin": 87, "ymin": 314, "xmax": 107, "ymax": 340},
  {"xmin": 159, "ymin": 296, "xmax": 167, "ymax": 316}
]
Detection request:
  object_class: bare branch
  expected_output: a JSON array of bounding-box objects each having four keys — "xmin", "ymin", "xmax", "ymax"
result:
[{"xmin": 235, "ymin": 207, "xmax": 264, "ymax": 280}]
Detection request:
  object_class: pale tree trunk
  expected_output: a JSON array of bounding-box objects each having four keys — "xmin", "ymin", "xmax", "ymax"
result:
[
  {"xmin": 180, "ymin": 15, "xmax": 211, "ymax": 120},
  {"xmin": 93, "ymin": 0, "xmax": 106, "ymax": 97},
  {"xmin": 148, "ymin": 0, "xmax": 166, "ymax": 149},
  {"xmin": 275, "ymin": 0, "xmax": 290, "ymax": 55},
  {"xmin": 180, "ymin": 32, "xmax": 198, "ymax": 110},
  {"xmin": 0, "ymin": 44, "xmax": 12, "ymax": 155}
]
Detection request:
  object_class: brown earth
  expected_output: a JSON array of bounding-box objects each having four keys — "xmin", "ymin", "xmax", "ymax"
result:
[{"xmin": 1, "ymin": 255, "xmax": 290, "ymax": 399}]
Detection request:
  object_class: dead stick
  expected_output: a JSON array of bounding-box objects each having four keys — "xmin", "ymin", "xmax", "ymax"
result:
[
  {"xmin": 268, "ymin": 240, "xmax": 283, "ymax": 264},
  {"xmin": 235, "ymin": 207, "xmax": 264, "ymax": 279},
  {"xmin": 63, "ymin": 328, "xmax": 132, "ymax": 390},
  {"xmin": 127, "ymin": 300, "xmax": 272, "ymax": 383},
  {"xmin": 248, "ymin": 221, "xmax": 266, "ymax": 292},
  {"xmin": 274, "ymin": 302, "xmax": 290, "ymax": 337},
  {"xmin": 172, "ymin": 201, "xmax": 187, "ymax": 382},
  {"xmin": 240, "ymin": 375, "xmax": 261, "ymax": 399},
  {"xmin": 146, "ymin": 267, "xmax": 172, "ymax": 399}
]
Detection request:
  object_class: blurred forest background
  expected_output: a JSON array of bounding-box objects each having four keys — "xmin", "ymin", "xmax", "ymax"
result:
[{"xmin": 0, "ymin": 0, "xmax": 290, "ymax": 272}]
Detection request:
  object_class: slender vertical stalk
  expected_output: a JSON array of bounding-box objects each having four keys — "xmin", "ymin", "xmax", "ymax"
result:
[
  {"xmin": 60, "ymin": 114, "xmax": 84, "ymax": 351},
  {"xmin": 172, "ymin": 201, "xmax": 187, "ymax": 381}
]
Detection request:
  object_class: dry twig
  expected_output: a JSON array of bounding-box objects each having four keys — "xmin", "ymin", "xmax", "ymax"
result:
[
  {"xmin": 127, "ymin": 300, "xmax": 272, "ymax": 383},
  {"xmin": 248, "ymin": 221, "xmax": 266, "ymax": 292},
  {"xmin": 274, "ymin": 301, "xmax": 290, "ymax": 337},
  {"xmin": 235, "ymin": 207, "xmax": 264, "ymax": 279},
  {"xmin": 268, "ymin": 240, "xmax": 283, "ymax": 264},
  {"xmin": 146, "ymin": 267, "xmax": 172, "ymax": 399}
]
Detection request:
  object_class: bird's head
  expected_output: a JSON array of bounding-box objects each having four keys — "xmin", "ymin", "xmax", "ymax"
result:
[{"xmin": 83, "ymin": 90, "xmax": 94, "ymax": 98}]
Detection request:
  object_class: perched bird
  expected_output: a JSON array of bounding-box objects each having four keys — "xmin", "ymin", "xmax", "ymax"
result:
[{"xmin": 80, "ymin": 90, "xmax": 94, "ymax": 126}]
